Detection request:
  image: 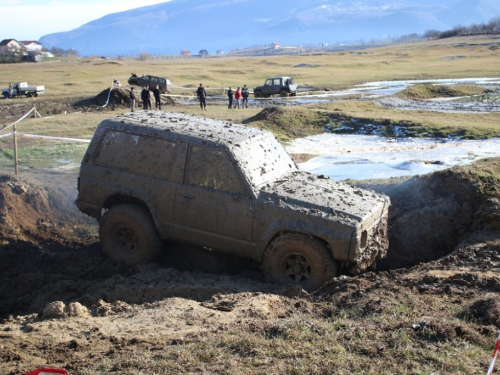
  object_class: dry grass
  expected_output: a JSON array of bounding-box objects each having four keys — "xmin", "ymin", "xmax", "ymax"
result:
[{"xmin": 0, "ymin": 35, "xmax": 499, "ymax": 100}]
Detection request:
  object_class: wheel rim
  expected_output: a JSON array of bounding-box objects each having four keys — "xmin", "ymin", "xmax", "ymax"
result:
[
  {"xmin": 114, "ymin": 227, "xmax": 139, "ymax": 254},
  {"xmin": 282, "ymin": 253, "xmax": 312, "ymax": 284}
]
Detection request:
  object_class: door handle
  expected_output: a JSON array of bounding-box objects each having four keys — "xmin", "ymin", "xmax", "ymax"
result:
[{"xmin": 183, "ymin": 195, "xmax": 195, "ymax": 200}]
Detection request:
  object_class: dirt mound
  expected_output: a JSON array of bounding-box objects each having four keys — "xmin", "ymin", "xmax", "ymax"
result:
[
  {"xmin": 0, "ymin": 174, "xmax": 92, "ymax": 247},
  {"xmin": 74, "ymin": 87, "xmax": 131, "ymax": 107},
  {"xmin": 359, "ymin": 158, "xmax": 500, "ymax": 270},
  {"xmin": 464, "ymin": 297, "xmax": 500, "ymax": 327},
  {"xmin": 396, "ymin": 84, "xmax": 491, "ymax": 99},
  {"xmin": 243, "ymin": 106, "xmax": 332, "ymax": 140}
]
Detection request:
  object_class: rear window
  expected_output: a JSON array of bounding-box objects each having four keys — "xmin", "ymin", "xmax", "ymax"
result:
[{"xmin": 94, "ymin": 130, "xmax": 177, "ymax": 180}]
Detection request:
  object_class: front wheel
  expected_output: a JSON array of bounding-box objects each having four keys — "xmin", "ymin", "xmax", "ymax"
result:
[
  {"xmin": 99, "ymin": 203, "xmax": 162, "ymax": 265},
  {"xmin": 262, "ymin": 234, "xmax": 338, "ymax": 292}
]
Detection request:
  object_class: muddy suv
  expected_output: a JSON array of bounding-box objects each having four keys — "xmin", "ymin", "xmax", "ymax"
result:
[
  {"xmin": 253, "ymin": 77, "xmax": 298, "ymax": 98},
  {"xmin": 76, "ymin": 112, "xmax": 390, "ymax": 291},
  {"xmin": 128, "ymin": 73, "xmax": 172, "ymax": 93}
]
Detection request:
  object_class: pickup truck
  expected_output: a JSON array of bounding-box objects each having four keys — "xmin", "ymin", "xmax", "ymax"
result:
[
  {"xmin": 254, "ymin": 77, "xmax": 298, "ymax": 98},
  {"xmin": 2, "ymin": 82, "xmax": 45, "ymax": 98}
]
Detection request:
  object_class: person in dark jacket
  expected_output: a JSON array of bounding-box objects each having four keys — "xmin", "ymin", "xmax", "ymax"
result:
[
  {"xmin": 141, "ymin": 85, "xmax": 151, "ymax": 110},
  {"xmin": 197, "ymin": 83, "xmax": 207, "ymax": 110},
  {"xmin": 16, "ymin": 82, "xmax": 22, "ymax": 99},
  {"xmin": 153, "ymin": 85, "xmax": 162, "ymax": 110},
  {"xmin": 241, "ymin": 84, "xmax": 249, "ymax": 108},
  {"xmin": 227, "ymin": 87, "xmax": 233, "ymax": 109},
  {"xmin": 130, "ymin": 87, "xmax": 136, "ymax": 112}
]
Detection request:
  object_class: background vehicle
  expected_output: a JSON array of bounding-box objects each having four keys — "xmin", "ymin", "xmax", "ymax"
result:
[
  {"xmin": 2, "ymin": 82, "xmax": 45, "ymax": 98},
  {"xmin": 76, "ymin": 112, "xmax": 390, "ymax": 291},
  {"xmin": 253, "ymin": 77, "xmax": 297, "ymax": 98},
  {"xmin": 128, "ymin": 73, "xmax": 172, "ymax": 93}
]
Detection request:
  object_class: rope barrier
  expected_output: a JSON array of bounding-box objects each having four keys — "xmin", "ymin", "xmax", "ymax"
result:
[
  {"xmin": 102, "ymin": 85, "xmax": 114, "ymax": 108},
  {"xmin": 487, "ymin": 330, "xmax": 500, "ymax": 375},
  {"xmin": 0, "ymin": 107, "xmax": 36, "ymax": 133}
]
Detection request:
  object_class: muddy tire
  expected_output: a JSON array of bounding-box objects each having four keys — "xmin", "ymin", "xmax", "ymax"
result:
[
  {"xmin": 263, "ymin": 234, "xmax": 338, "ymax": 292},
  {"xmin": 279, "ymin": 90, "xmax": 289, "ymax": 97},
  {"xmin": 254, "ymin": 90, "xmax": 263, "ymax": 98},
  {"xmin": 99, "ymin": 203, "xmax": 162, "ymax": 265}
]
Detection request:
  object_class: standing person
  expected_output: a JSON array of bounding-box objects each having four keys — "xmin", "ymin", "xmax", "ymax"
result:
[
  {"xmin": 16, "ymin": 82, "xmax": 22, "ymax": 99},
  {"xmin": 197, "ymin": 83, "xmax": 207, "ymax": 111},
  {"xmin": 129, "ymin": 87, "xmax": 136, "ymax": 112},
  {"xmin": 227, "ymin": 87, "xmax": 233, "ymax": 109},
  {"xmin": 8, "ymin": 83, "xmax": 13, "ymax": 98},
  {"xmin": 241, "ymin": 84, "xmax": 249, "ymax": 108},
  {"xmin": 153, "ymin": 85, "xmax": 162, "ymax": 110},
  {"xmin": 141, "ymin": 85, "xmax": 151, "ymax": 110},
  {"xmin": 234, "ymin": 87, "xmax": 241, "ymax": 109}
]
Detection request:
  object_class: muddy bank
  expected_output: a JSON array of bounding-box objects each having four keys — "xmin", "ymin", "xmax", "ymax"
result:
[{"xmin": 1, "ymin": 158, "xmax": 500, "ymax": 317}]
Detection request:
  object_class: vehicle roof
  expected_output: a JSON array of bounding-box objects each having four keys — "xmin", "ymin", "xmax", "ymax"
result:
[{"xmin": 99, "ymin": 111, "xmax": 268, "ymax": 148}]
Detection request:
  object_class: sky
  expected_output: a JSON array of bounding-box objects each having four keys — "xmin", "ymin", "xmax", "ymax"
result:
[{"xmin": 1, "ymin": 0, "xmax": 170, "ymax": 41}]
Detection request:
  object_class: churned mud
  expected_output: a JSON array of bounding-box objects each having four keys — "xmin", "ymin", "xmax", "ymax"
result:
[{"xmin": 1, "ymin": 153, "xmax": 500, "ymax": 373}]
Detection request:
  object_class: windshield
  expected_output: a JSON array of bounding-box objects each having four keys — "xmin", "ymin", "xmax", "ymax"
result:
[{"xmin": 232, "ymin": 133, "xmax": 297, "ymax": 191}]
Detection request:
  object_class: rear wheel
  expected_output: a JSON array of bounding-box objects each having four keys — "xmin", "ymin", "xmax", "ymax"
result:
[
  {"xmin": 25, "ymin": 92, "xmax": 32, "ymax": 98},
  {"xmin": 263, "ymin": 234, "xmax": 338, "ymax": 292},
  {"xmin": 279, "ymin": 90, "xmax": 289, "ymax": 97},
  {"xmin": 254, "ymin": 90, "xmax": 263, "ymax": 98},
  {"xmin": 99, "ymin": 203, "xmax": 162, "ymax": 265}
]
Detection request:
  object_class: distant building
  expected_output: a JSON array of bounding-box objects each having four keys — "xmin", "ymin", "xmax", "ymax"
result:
[
  {"xmin": 271, "ymin": 42, "xmax": 280, "ymax": 49},
  {"xmin": 20, "ymin": 40, "xmax": 43, "ymax": 52},
  {"xmin": 180, "ymin": 50, "xmax": 191, "ymax": 56},
  {"xmin": 0, "ymin": 39, "xmax": 26, "ymax": 57},
  {"xmin": 216, "ymin": 50, "xmax": 224, "ymax": 55},
  {"xmin": 199, "ymin": 49, "xmax": 208, "ymax": 57}
]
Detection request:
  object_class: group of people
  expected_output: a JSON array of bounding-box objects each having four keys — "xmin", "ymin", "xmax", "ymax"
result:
[
  {"xmin": 227, "ymin": 85, "xmax": 250, "ymax": 109},
  {"xmin": 196, "ymin": 83, "xmax": 251, "ymax": 111},
  {"xmin": 129, "ymin": 85, "xmax": 162, "ymax": 112},
  {"xmin": 7, "ymin": 82, "xmax": 22, "ymax": 99}
]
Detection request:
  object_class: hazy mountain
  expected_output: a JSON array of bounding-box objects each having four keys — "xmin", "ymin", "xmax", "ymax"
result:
[{"xmin": 39, "ymin": 0, "xmax": 500, "ymax": 56}]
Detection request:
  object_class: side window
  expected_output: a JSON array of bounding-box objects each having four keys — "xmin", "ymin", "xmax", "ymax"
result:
[
  {"xmin": 94, "ymin": 130, "xmax": 177, "ymax": 180},
  {"xmin": 151, "ymin": 77, "xmax": 158, "ymax": 84},
  {"xmin": 265, "ymin": 79, "xmax": 273, "ymax": 86},
  {"xmin": 273, "ymin": 78, "xmax": 281, "ymax": 86},
  {"xmin": 186, "ymin": 145, "xmax": 245, "ymax": 194}
]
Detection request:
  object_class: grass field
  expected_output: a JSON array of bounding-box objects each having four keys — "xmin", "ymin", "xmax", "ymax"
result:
[{"xmin": 0, "ymin": 35, "xmax": 499, "ymax": 100}]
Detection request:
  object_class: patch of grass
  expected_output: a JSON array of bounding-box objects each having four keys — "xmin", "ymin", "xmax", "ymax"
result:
[
  {"xmin": 312, "ymin": 100, "xmax": 500, "ymax": 139},
  {"xmin": 396, "ymin": 83, "xmax": 491, "ymax": 99}
]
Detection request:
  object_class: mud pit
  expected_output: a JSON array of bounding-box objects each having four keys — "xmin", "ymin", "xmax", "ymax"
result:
[{"xmin": 1, "ymin": 158, "xmax": 500, "ymax": 373}]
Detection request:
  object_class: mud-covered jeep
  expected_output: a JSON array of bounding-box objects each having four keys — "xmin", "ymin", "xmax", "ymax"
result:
[{"xmin": 76, "ymin": 112, "xmax": 390, "ymax": 291}]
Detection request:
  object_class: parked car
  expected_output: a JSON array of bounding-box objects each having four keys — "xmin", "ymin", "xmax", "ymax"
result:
[
  {"xmin": 253, "ymin": 77, "xmax": 297, "ymax": 98},
  {"xmin": 2, "ymin": 82, "xmax": 44, "ymax": 98},
  {"xmin": 76, "ymin": 112, "xmax": 390, "ymax": 291},
  {"xmin": 128, "ymin": 73, "xmax": 172, "ymax": 93}
]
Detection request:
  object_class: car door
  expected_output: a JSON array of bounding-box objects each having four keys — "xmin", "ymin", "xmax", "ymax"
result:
[
  {"xmin": 263, "ymin": 79, "xmax": 273, "ymax": 96},
  {"xmin": 173, "ymin": 144, "xmax": 254, "ymax": 251}
]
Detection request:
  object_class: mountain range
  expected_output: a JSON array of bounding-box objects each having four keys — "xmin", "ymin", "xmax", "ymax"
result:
[{"xmin": 39, "ymin": 0, "xmax": 500, "ymax": 57}]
